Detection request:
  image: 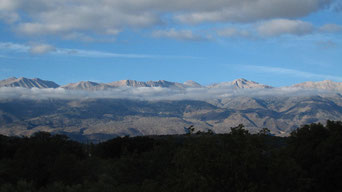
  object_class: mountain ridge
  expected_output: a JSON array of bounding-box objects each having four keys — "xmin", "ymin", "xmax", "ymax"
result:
[
  {"xmin": 208, "ymin": 78, "xmax": 273, "ymax": 89},
  {"xmin": 292, "ymin": 80, "xmax": 342, "ymax": 91},
  {"xmin": 1, "ymin": 95, "xmax": 342, "ymax": 139},
  {"xmin": 0, "ymin": 77, "xmax": 59, "ymax": 88},
  {"xmin": 1, "ymin": 77, "xmax": 342, "ymax": 91}
]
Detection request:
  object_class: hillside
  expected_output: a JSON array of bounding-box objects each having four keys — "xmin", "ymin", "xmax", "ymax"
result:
[{"xmin": 1, "ymin": 95, "xmax": 342, "ymax": 140}]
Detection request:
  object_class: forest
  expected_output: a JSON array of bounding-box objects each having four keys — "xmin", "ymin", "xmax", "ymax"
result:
[{"xmin": 0, "ymin": 121, "xmax": 342, "ymax": 192}]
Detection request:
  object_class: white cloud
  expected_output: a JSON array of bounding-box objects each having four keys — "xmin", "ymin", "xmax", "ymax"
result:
[
  {"xmin": 0, "ymin": 85, "xmax": 338, "ymax": 101},
  {"xmin": 319, "ymin": 23, "xmax": 342, "ymax": 33},
  {"xmin": 217, "ymin": 20, "xmax": 340, "ymax": 39},
  {"xmin": 0, "ymin": 0, "xmax": 333, "ymax": 38},
  {"xmin": 0, "ymin": 0, "xmax": 20, "ymax": 11},
  {"xmin": 11, "ymin": 1, "xmax": 160, "ymax": 36},
  {"xmin": 0, "ymin": 42, "xmax": 153, "ymax": 57},
  {"xmin": 0, "ymin": 42, "xmax": 29, "ymax": 52},
  {"xmin": 58, "ymin": 49, "xmax": 156, "ymax": 58},
  {"xmin": 0, "ymin": 41, "xmax": 197, "ymax": 59},
  {"xmin": 152, "ymin": 28, "xmax": 208, "ymax": 41},
  {"xmin": 257, "ymin": 19, "xmax": 314, "ymax": 37},
  {"xmin": 29, "ymin": 44, "xmax": 56, "ymax": 54},
  {"xmin": 175, "ymin": 0, "xmax": 332, "ymax": 24}
]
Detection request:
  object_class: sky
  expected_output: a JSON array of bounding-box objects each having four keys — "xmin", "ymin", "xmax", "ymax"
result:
[{"xmin": 0, "ymin": 0, "xmax": 341, "ymax": 87}]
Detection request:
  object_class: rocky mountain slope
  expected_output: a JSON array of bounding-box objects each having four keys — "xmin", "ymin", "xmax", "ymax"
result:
[
  {"xmin": 208, "ymin": 78, "xmax": 272, "ymax": 89},
  {"xmin": 2, "ymin": 77, "xmax": 342, "ymax": 91},
  {"xmin": 62, "ymin": 79, "xmax": 201, "ymax": 90},
  {"xmin": 0, "ymin": 77, "xmax": 59, "ymax": 88},
  {"xmin": 61, "ymin": 81, "xmax": 111, "ymax": 90},
  {"xmin": 293, "ymin": 80, "xmax": 342, "ymax": 91},
  {"xmin": 0, "ymin": 95, "xmax": 342, "ymax": 141},
  {"xmin": 0, "ymin": 77, "xmax": 274, "ymax": 90}
]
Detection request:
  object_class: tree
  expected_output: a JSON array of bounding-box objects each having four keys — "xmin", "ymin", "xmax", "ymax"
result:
[
  {"xmin": 258, "ymin": 128, "xmax": 271, "ymax": 136},
  {"xmin": 230, "ymin": 124, "xmax": 249, "ymax": 136},
  {"xmin": 185, "ymin": 125, "xmax": 195, "ymax": 135}
]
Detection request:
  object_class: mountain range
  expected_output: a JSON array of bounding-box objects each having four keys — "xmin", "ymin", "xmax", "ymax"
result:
[
  {"xmin": 0, "ymin": 77, "xmax": 267, "ymax": 90},
  {"xmin": 1, "ymin": 77, "xmax": 342, "ymax": 91},
  {"xmin": 0, "ymin": 77, "xmax": 342, "ymax": 141}
]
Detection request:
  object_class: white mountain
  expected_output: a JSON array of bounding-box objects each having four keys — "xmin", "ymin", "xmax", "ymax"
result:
[
  {"xmin": 292, "ymin": 80, "xmax": 342, "ymax": 91},
  {"xmin": 65, "ymin": 79, "xmax": 204, "ymax": 90},
  {"xmin": 208, "ymin": 78, "xmax": 272, "ymax": 89},
  {"xmin": 145, "ymin": 80, "xmax": 187, "ymax": 88},
  {"xmin": 183, "ymin": 80, "xmax": 203, "ymax": 88},
  {"xmin": 108, "ymin": 80, "xmax": 148, "ymax": 87},
  {"xmin": 3, "ymin": 77, "xmax": 342, "ymax": 92},
  {"xmin": 61, "ymin": 81, "xmax": 110, "ymax": 90}
]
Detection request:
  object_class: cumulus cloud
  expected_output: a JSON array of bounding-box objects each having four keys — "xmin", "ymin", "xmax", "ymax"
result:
[
  {"xmin": 29, "ymin": 44, "xmax": 56, "ymax": 54},
  {"xmin": 175, "ymin": 0, "xmax": 331, "ymax": 24},
  {"xmin": 217, "ymin": 20, "xmax": 340, "ymax": 39},
  {"xmin": 0, "ymin": 0, "xmax": 20, "ymax": 10},
  {"xmin": 12, "ymin": 2, "xmax": 159, "ymax": 36},
  {"xmin": 152, "ymin": 29, "xmax": 208, "ymax": 41},
  {"xmin": 0, "ymin": 0, "xmax": 333, "ymax": 38},
  {"xmin": 257, "ymin": 19, "xmax": 314, "ymax": 37},
  {"xmin": 0, "ymin": 86, "xmax": 338, "ymax": 101}
]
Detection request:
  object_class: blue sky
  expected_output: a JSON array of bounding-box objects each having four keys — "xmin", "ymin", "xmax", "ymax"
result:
[{"xmin": 0, "ymin": 0, "xmax": 341, "ymax": 87}]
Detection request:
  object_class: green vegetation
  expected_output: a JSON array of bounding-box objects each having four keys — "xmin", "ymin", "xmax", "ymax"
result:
[{"xmin": 1, "ymin": 121, "xmax": 342, "ymax": 192}]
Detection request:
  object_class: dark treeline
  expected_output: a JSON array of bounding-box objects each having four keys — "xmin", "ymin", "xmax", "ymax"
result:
[{"xmin": 1, "ymin": 121, "xmax": 342, "ymax": 192}]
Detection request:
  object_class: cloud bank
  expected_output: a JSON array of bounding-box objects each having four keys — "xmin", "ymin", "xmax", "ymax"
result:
[
  {"xmin": 0, "ymin": 0, "xmax": 333, "ymax": 38},
  {"xmin": 0, "ymin": 86, "xmax": 339, "ymax": 101}
]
